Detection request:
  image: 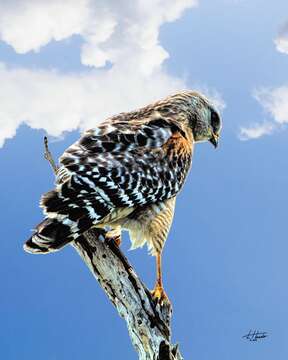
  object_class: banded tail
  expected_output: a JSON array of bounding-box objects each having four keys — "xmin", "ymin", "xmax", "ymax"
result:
[
  {"xmin": 24, "ymin": 186, "xmax": 112, "ymax": 254},
  {"xmin": 24, "ymin": 218, "xmax": 75, "ymax": 254}
]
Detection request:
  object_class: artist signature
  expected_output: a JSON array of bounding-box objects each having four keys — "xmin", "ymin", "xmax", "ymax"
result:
[{"xmin": 242, "ymin": 330, "xmax": 268, "ymax": 342}]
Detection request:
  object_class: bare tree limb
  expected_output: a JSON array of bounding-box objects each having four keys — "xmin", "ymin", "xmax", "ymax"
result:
[
  {"xmin": 44, "ymin": 136, "xmax": 184, "ymax": 360},
  {"xmin": 44, "ymin": 136, "xmax": 59, "ymax": 174}
]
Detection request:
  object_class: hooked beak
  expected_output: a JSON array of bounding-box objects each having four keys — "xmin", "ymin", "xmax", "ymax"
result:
[{"xmin": 209, "ymin": 133, "xmax": 219, "ymax": 148}]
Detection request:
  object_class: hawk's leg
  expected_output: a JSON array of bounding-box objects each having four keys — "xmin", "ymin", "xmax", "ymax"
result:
[
  {"xmin": 151, "ymin": 252, "xmax": 170, "ymax": 305},
  {"xmin": 106, "ymin": 226, "xmax": 122, "ymax": 247},
  {"xmin": 124, "ymin": 198, "xmax": 176, "ymax": 304}
]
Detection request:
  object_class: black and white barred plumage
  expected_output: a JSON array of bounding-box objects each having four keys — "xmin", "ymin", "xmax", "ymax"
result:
[{"xmin": 24, "ymin": 91, "xmax": 221, "ymax": 255}]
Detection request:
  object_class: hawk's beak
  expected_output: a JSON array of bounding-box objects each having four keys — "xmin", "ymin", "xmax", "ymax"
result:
[{"xmin": 209, "ymin": 133, "xmax": 219, "ymax": 148}]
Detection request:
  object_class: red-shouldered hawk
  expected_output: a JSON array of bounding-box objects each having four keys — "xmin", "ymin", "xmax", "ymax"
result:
[{"xmin": 24, "ymin": 91, "xmax": 222, "ymax": 303}]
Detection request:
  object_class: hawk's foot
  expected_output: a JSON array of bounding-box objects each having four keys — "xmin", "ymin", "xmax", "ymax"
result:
[
  {"xmin": 151, "ymin": 284, "xmax": 170, "ymax": 306},
  {"xmin": 112, "ymin": 235, "xmax": 121, "ymax": 247},
  {"xmin": 106, "ymin": 228, "xmax": 121, "ymax": 247}
]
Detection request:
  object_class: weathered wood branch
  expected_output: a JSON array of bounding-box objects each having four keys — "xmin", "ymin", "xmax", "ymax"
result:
[
  {"xmin": 44, "ymin": 136, "xmax": 59, "ymax": 174},
  {"xmin": 72, "ymin": 231, "xmax": 183, "ymax": 359},
  {"xmin": 44, "ymin": 137, "xmax": 184, "ymax": 360}
]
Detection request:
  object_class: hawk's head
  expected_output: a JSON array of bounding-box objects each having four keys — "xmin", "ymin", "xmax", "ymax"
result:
[
  {"xmin": 164, "ymin": 91, "xmax": 222, "ymax": 148},
  {"xmin": 186, "ymin": 91, "xmax": 222, "ymax": 148}
]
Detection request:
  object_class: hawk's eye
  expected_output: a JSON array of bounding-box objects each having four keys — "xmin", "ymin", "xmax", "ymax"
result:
[{"xmin": 211, "ymin": 110, "xmax": 220, "ymax": 131}]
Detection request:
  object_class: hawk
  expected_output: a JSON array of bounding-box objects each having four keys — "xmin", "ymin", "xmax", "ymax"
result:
[{"xmin": 24, "ymin": 91, "xmax": 222, "ymax": 302}]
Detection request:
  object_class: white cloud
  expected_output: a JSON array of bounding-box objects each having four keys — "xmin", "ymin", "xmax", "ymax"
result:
[
  {"xmin": 239, "ymin": 122, "xmax": 274, "ymax": 141},
  {"xmin": 0, "ymin": 1, "xmax": 90, "ymax": 53},
  {"xmin": 254, "ymin": 87, "xmax": 288, "ymax": 124},
  {"xmin": 0, "ymin": 62, "xmax": 224, "ymax": 147},
  {"xmin": 239, "ymin": 87, "xmax": 288, "ymax": 140},
  {"xmin": 241, "ymin": 20, "xmax": 288, "ymax": 141},
  {"xmin": 275, "ymin": 21, "xmax": 288, "ymax": 55},
  {"xmin": 0, "ymin": 62, "xmax": 188, "ymax": 147},
  {"xmin": 0, "ymin": 0, "xmax": 213, "ymax": 148},
  {"xmin": 0, "ymin": 0, "xmax": 198, "ymax": 74}
]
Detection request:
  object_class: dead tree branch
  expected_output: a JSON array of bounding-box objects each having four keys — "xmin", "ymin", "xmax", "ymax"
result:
[
  {"xmin": 44, "ymin": 136, "xmax": 59, "ymax": 174},
  {"xmin": 43, "ymin": 136, "xmax": 184, "ymax": 360}
]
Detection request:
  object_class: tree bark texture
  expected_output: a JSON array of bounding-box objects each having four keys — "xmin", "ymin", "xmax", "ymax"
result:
[{"xmin": 71, "ymin": 229, "xmax": 183, "ymax": 360}]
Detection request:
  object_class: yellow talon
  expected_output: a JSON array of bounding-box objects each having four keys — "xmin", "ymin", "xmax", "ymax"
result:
[
  {"xmin": 151, "ymin": 284, "xmax": 170, "ymax": 306},
  {"xmin": 106, "ymin": 227, "xmax": 122, "ymax": 247}
]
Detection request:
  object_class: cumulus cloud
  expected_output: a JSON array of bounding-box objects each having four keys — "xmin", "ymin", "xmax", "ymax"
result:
[
  {"xmin": 0, "ymin": 0, "xmax": 215, "ymax": 147},
  {"xmin": 239, "ymin": 87, "xmax": 288, "ymax": 140},
  {"xmin": 239, "ymin": 122, "xmax": 274, "ymax": 141},
  {"xmin": 254, "ymin": 87, "xmax": 288, "ymax": 124},
  {"xmin": 0, "ymin": 62, "xmax": 188, "ymax": 148},
  {"xmin": 0, "ymin": 0, "xmax": 198, "ymax": 73},
  {"xmin": 0, "ymin": 1, "xmax": 90, "ymax": 54},
  {"xmin": 275, "ymin": 21, "xmax": 288, "ymax": 55},
  {"xmin": 0, "ymin": 62, "xmax": 225, "ymax": 147},
  {"xmin": 240, "ymin": 19, "xmax": 288, "ymax": 141}
]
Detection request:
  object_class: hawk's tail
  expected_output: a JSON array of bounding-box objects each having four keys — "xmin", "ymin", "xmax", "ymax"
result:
[
  {"xmin": 24, "ymin": 187, "xmax": 111, "ymax": 254},
  {"xmin": 24, "ymin": 217, "xmax": 78, "ymax": 254}
]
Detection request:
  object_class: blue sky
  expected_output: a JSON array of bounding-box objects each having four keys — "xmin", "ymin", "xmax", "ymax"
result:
[{"xmin": 1, "ymin": 1, "xmax": 288, "ymax": 359}]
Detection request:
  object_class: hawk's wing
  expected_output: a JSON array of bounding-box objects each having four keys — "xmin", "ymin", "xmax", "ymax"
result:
[{"xmin": 41, "ymin": 114, "xmax": 193, "ymax": 238}]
